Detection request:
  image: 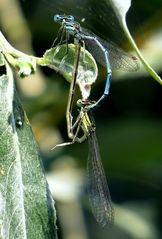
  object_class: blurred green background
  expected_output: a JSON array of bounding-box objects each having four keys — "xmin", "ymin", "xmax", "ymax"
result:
[{"xmin": 0, "ymin": 0, "xmax": 162, "ymax": 238}]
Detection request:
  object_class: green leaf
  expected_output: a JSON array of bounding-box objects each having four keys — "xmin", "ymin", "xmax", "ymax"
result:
[
  {"xmin": 16, "ymin": 57, "xmax": 36, "ymax": 78},
  {"xmin": 0, "ymin": 61, "xmax": 57, "ymax": 239},
  {"xmin": 0, "ymin": 31, "xmax": 36, "ymax": 78},
  {"xmin": 109, "ymin": 0, "xmax": 162, "ymax": 84},
  {"xmin": 38, "ymin": 44, "xmax": 98, "ymax": 97}
]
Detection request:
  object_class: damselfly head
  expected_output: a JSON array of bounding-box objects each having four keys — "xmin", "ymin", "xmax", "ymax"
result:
[
  {"xmin": 53, "ymin": 14, "xmax": 75, "ymax": 23},
  {"xmin": 77, "ymin": 99, "xmax": 96, "ymax": 108}
]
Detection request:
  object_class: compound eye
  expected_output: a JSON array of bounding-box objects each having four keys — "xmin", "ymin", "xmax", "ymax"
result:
[
  {"xmin": 68, "ymin": 15, "xmax": 74, "ymax": 22},
  {"xmin": 53, "ymin": 14, "xmax": 60, "ymax": 22}
]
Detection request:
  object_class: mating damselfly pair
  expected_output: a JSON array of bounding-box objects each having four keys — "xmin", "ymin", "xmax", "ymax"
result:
[{"xmin": 52, "ymin": 14, "xmax": 139, "ymax": 227}]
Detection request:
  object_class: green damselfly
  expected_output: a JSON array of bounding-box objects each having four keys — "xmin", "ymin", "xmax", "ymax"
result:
[{"xmin": 52, "ymin": 99, "xmax": 114, "ymax": 227}]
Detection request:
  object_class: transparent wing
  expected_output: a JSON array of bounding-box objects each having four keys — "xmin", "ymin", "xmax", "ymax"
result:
[
  {"xmin": 81, "ymin": 27, "xmax": 140, "ymax": 72},
  {"xmin": 87, "ymin": 131, "xmax": 114, "ymax": 227}
]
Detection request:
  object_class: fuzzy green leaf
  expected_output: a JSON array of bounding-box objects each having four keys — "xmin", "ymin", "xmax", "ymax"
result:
[
  {"xmin": 38, "ymin": 44, "xmax": 98, "ymax": 85},
  {"xmin": 38, "ymin": 44, "xmax": 98, "ymax": 99},
  {"xmin": 0, "ymin": 61, "xmax": 57, "ymax": 239}
]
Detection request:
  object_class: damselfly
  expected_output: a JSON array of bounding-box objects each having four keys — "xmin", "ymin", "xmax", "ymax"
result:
[
  {"xmin": 52, "ymin": 36, "xmax": 114, "ymax": 226},
  {"xmin": 53, "ymin": 99, "xmax": 114, "ymax": 227},
  {"xmin": 53, "ymin": 14, "xmax": 140, "ymax": 110}
]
